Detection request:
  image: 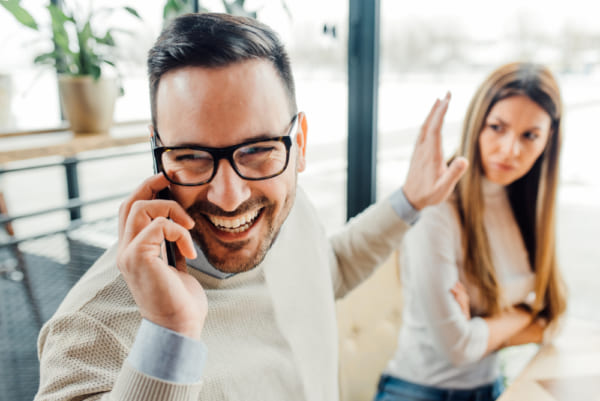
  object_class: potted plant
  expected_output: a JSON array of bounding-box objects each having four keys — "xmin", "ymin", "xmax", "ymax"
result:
[{"xmin": 0, "ymin": 0, "xmax": 141, "ymax": 133}]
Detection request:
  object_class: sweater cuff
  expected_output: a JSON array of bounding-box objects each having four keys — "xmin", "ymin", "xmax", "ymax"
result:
[
  {"xmin": 113, "ymin": 361, "xmax": 204, "ymax": 400},
  {"xmin": 389, "ymin": 188, "xmax": 420, "ymax": 225},
  {"xmin": 468, "ymin": 316, "xmax": 490, "ymax": 359},
  {"xmin": 127, "ymin": 319, "xmax": 207, "ymax": 383}
]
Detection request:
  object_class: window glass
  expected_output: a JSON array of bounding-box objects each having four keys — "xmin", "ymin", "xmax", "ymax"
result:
[
  {"xmin": 1, "ymin": 0, "xmax": 58, "ymax": 129},
  {"xmin": 378, "ymin": 0, "xmax": 600, "ymax": 334},
  {"xmin": 1, "ymin": 1, "xmax": 349, "ymax": 233},
  {"xmin": 92, "ymin": 0, "xmax": 351, "ymax": 230},
  {"xmin": 282, "ymin": 0, "xmax": 349, "ymax": 230}
]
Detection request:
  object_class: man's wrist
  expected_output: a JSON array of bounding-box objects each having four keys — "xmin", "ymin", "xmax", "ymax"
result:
[
  {"xmin": 389, "ymin": 187, "xmax": 421, "ymax": 225},
  {"xmin": 127, "ymin": 318, "xmax": 207, "ymax": 383}
]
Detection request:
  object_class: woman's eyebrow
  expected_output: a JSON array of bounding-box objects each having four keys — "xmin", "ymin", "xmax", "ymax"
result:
[
  {"xmin": 487, "ymin": 115, "xmax": 543, "ymax": 131},
  {"xmin": 486, "ymin": 115, "xmax": 506, "ymax": 125}
]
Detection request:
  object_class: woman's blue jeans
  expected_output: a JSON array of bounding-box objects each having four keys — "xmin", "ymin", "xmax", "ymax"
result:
[{"xmin": 373, "ymin": 375, "xmax": 504, "ymax": 401}]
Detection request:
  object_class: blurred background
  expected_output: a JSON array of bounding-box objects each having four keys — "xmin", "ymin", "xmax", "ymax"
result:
[{"xmin": 1, "ymin": 0, "xmax": 599, "ymax": 399}]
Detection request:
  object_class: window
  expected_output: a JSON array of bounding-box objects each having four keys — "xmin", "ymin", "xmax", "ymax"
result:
[{"xmin": 378, "ymin": 0, "xmax": 600, "ymax": 333}]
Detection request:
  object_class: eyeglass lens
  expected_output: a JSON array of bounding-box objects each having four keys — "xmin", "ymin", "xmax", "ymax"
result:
[{"xmin": 161, "ymin": 139, "xmax": 289, "ymax": 185}]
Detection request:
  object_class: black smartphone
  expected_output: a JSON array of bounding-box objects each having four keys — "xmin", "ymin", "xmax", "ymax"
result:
[{"xmin": 151, "ymin": 135, "xmax": 177, "ymax": 267}]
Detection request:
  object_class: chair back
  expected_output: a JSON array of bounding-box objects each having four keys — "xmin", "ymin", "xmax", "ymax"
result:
[{"xmin": 336, "ymin": 251, "xmax": 403, "ymax": 401}]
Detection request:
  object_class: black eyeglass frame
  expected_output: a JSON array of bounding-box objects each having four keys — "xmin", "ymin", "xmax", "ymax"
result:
[{"xmin": 152, "ymin": 114, "xmax": 299, "ymax": 186}]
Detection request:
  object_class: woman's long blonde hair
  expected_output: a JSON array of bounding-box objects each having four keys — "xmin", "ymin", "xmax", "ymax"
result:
[{"xmin": 455, "ymin": 62, "xmax": 567, "ymax": 322}]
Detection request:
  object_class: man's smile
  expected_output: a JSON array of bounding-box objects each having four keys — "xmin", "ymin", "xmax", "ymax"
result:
[{"xmin": 204, "ymin": 208, "xmax": 263, "ymax": 234}]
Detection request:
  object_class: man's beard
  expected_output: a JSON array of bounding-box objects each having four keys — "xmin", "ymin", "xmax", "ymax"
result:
[{"xmin": 186, "ymin": 193, "xmax": 294, "ymax": 274}]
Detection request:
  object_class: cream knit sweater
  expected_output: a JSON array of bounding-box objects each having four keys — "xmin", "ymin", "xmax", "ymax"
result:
[
  {"xmin": 384, "ymin": 180, "xmax": 536, "ymax": 388},
  {"xmin": 35, "ymin": 188, "xmax": 409, "ymax": 401}
]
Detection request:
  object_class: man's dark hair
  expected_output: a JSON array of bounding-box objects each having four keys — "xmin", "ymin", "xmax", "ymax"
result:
[{"xmin": 148, "ymin": 13, "xmax": 297, "ymax": 127}]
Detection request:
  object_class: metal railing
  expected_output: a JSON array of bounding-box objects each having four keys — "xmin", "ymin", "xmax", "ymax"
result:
[{"xmin": 0, "ymin": 147, "xmax": 147, "ymax": 249}]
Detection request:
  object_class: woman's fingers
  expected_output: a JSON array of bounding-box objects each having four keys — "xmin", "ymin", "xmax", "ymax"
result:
[{"xmin": 450, "ymin": 281, "xmax": 471, "ymax": 319}]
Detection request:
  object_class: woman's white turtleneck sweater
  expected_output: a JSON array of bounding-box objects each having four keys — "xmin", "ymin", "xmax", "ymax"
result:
[{"xmin": 384, "ymin": 179, "xmax": 535, "ymax": 389}]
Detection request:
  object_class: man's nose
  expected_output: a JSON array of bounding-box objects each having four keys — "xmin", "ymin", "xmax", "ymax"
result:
[{"xmin": 206, "ymin": 159, "xmax": 251, "ymax": 212}]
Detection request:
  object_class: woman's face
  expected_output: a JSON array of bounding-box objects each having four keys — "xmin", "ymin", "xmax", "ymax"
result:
[{"xmin": 478, "ymin": 95, "xmax": 553, "ymax": 186}]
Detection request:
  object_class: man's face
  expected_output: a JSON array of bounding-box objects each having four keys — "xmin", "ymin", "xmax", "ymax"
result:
[{"xmin": 155, "ymin": 60, "xmax": 307, "ymax": 273}]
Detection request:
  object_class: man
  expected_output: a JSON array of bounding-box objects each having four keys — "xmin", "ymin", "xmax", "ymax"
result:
[{"xmin": 35, "ymin": 13, "xmax": 467, "ymax": 401}]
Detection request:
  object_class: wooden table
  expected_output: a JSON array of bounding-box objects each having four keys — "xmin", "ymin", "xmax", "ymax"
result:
[
  {"xmin": 499, "ymin": 318, "xmax": 600, "ymax": 401},
  {"xmin": 0, "ymin": 121, "xmax": 149, "ymax": 164}
]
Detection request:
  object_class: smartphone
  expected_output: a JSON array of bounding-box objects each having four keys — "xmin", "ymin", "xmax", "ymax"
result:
[{"xmin": 151, "ymin": 135, "xmax": 177, "ymax": 267}]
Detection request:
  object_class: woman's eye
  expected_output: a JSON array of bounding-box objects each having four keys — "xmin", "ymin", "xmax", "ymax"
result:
[
  {"xmin": 488, "ymin": 123, "xmax": 502, "ymax": 132},
  {"xmin": 523, "ymin": 132, "xmax": 539, "ymax": 141}
]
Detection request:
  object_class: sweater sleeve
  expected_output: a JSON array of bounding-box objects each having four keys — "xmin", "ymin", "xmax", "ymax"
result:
[
  {"xmin": 127, "ymin": 319, "xmax": 207, "ymax": 383},
  {"xmin": 35, "ymin": 312, "xmax": 204, "ymax": 401},
  {"xmin": 404, "ymin": 204, "xmax": 489, "ymax": 367},
  {"xmin": 329, "ymin": 195, "xmax": 410, "ymax": 299},
  {"xmin": 389, "ymin": 187, "xmax": 421, "ymax": 225}
]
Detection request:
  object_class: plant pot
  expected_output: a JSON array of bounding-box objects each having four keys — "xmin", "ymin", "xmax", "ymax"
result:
[{"xmin": 58, "ymin": 75, "xmax": 118, "ymax": 134}]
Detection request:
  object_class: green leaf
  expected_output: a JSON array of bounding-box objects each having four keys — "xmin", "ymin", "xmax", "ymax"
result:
[
  {"xmin": 79, "ymin": 21, "xmax": 93, "ymax": 45},
  {"xmin": 0, "ymin": 0, "xmax": 39, "ymax": 30},
  {"xmin": 123, "ymin": 6, "xmax": 141, "ymax": 19},
  {"xmin": 89, "ymin": 64, "xmax": 101, "ymax": 80},
  {"xmin": 47, "ymin": 3, "xmax": 75, "ymax": 25},
  {"xmin": 162, "ymin": 0, "xmax": 177, "ymax": 19},
  {"xmin": 47, "ymin": 4, "xmax": 73, "ymax": 55},
  {"xmin": 88, "ymin": 53, "xmax": 104, "ymax": 77},
  {"xmin": 5, "ymin": 1, "xmax": 143, "ymax": 78},
  {"xmin": 96, "ymin": 31, "xmax": 116, "ymax": 46},
  {"xmin": 163, "ymin": 0, "xmax": 199, "ymax": 19},
  {"xmin": 33, "ymin": 51, "xmax": 58, "ymax": 65},
  {"xmin": 77, "ymin": 22, "xmax": 93, "ymax": 74}
]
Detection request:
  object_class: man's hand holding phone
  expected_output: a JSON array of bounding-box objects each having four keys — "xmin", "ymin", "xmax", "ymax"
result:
[{"xmin": 116, "ymin": 173, "xmax": 207, "ymax": 340}]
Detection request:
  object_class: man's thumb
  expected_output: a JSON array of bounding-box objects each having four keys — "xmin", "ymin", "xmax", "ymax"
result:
[{"xmin": 439, "ymin": 157, "xmax": 469, "ymax": 196}]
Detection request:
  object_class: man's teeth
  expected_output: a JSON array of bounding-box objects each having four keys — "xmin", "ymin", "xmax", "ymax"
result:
[{"xmin": 208, "ymin": 209, "xmax": 260, "ymax": 233}]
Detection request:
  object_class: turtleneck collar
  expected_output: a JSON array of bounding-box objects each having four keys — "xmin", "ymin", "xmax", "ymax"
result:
[{"xmin": 481, "ymin": 176, "xmax": 506, "ymax": 198}]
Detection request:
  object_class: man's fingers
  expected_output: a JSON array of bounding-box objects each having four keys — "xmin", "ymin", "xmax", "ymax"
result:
[
  {"xmin": 434, "ymin": 157, "xmax": 469, "ymax": 201},
  {"xmin": 122, "ymin": 199, "xmax": 194, "ymax": 245},
  {"xmin": 160, "ymin": 218, "xmax": 197, "ymax": 260},
  {"xmin": 418, "ymin": 98, "xmax": 441, "ymax": 143},
  {"xmin": 418, "ymin": 93, "xmax": 451, "ymax": 144},
  {"xmin": 426, "ymin": 93, "xmax": 450, "ymax": 147},
  {"xmin": 119, "ymin": 174, "xmax": 171, "ymax": 239},
  {"xmin": 447, "ymin": 156, "xmax": 469, "ymax": 184},
  {"xmin": 174, "ymin": 250, "xmax": 189, "ymax": 273},
  {"xmin": 131, "ymin": 217, "xmax": 196, "ymax": 261}
]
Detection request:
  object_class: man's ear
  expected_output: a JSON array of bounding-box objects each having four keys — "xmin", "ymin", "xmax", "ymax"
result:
[{"xmin": 295, "ymin": 112, "xmax": 308, "ymax": 172}]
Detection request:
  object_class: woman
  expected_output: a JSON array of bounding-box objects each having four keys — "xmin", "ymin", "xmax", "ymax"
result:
[{"xmin": 375, "ymin": 62, "xmax": 567, "ymax": 401}]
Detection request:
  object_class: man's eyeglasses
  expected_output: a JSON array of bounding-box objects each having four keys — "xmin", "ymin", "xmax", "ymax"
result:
[{"xmin": 152, "ymin": 114, "xmax": 299, "ymax": 186}]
